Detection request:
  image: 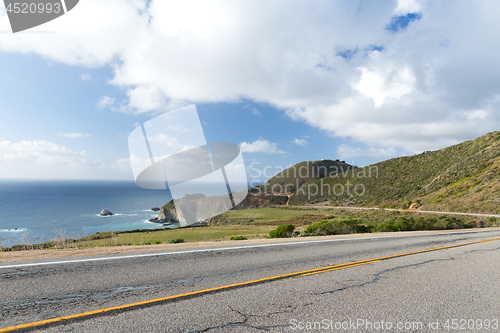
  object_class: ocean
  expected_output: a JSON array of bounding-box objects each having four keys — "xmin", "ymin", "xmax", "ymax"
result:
[{"xmin": 0, "ymin": 180, "xmax": 177, "ymax": 247}]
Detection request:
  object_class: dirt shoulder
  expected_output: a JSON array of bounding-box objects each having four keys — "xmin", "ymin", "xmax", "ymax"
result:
[{"xmin": 2, "ymin": 227, "xmax": 498, "ymax": 263}]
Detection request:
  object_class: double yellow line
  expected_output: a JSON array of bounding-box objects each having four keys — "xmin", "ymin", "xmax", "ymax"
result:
[{"xmin": 2, "ymin": 237, "xmax": 499, "ymax": 332}]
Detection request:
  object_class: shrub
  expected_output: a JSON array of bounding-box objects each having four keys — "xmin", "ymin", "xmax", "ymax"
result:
[
  {"xmin": 269, "ymin": 224, "xmax": 295, "ymax": 238},
  {"xmin": 155, "ymin": 240, "xmax": 162, "ymax": 244},
  {"xmin": 303, "ymin": 219, "xmax": 369, "ymax": 236},
  {"xmin": 414, "ymin": 217, "xmax": 429, "ymax": 230},
  {"xmin": 169, "ymin": 238, "xmax": 185, "ymax": 244},
  {"xmin": 304, "ymin": 220, "xmax": 347, "ymax": 235},
  {"xmin": 355, "ymin": 224, "xmax": 373, "ymax": 233},
  {"xmin": 374, "ymin": 222, "xmax": 400, "ymax": 232},
  {"xmin": 230, "ymin": 236, "xmax": 247, "ymax": 240},
  {"xmin": 396, "ymin": 217, "xmax": 415, "ymax": 231},
  {"xmin": 431, "ymin": 220, "xmax": 447, "ymax": 230},
  {"xmin": 488, "ymin": 217, "xmax": 498, "ymax": 226},
  {"xmin": 81, "ymin": 231, "xmax": 114, "ymax": 241}
]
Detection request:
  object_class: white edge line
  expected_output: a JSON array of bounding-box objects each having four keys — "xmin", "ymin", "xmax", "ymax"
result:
[{"xmin": 0, "ymin": 229, "xmax": 497, "ymax": 270}]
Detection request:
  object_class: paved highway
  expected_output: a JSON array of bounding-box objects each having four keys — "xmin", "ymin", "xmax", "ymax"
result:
[{"xmin": 1, "ymin": 229, "xmax": 499, "ymax": 332}]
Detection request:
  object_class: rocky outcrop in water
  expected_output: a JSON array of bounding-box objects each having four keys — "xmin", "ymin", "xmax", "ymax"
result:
[
  {"xmin": 100, "ymin": 209, "xmax": 113, "ymax": 216},
  {"xmin": 158, "ymin": 203, "xmax": 179, "ymax": 222}
]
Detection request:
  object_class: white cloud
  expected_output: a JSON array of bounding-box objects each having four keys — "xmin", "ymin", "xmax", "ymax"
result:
[
  {"xmin": 0, "ymin": 0, "xmax": 150, "ymax": 66},
  {"xmin": 0, "ymin": 140, "xmax": 89, "ymax": 178},
  {"xmin": 240, "ymin": 139, "xmax": 286, "ymax": 155},
  {"xmin": 467, "ymin": 109, "xmax": 488, "ymax": 121},
  {"xmin": 224, "ymin": 162, "xmax": 245, "ymax": 172},
  {"xmin": 244, "ymin": 104, "xmax": 261, "ymax": 116},
  {"xmin": 251, "ymin": 108, "xmax": 261, "ymax": 116},
  {"xmin": 99, "ymin": 157, "xmax": 132, "ymax": 171},
  {"xmin": 80, "ymin": 73, "xmax": 91, "ymax": 81},
  {"xmin": 395, "ymin": 0, "xmax": 421, "ymax": 14},
  {"xmin": 96, "ymin": 96, "xmax": 117, "ymax": 110},
  {"xmin": 0, "ymin": 140, "xmax": 86, "ymax": 164},
  {"xmin": 353, "ymin": 66, "xmax": 415, "ymax": 108},
  {"xmin": 1, "ymin": 1, "xmax": 500, "ymax": 154},
  {"xmin": 0, "ymin": 140, "xmax": 133, "ymax": 179},
  {"xmin": 147, "ymin": 133, "xmax": 183, "ymax": 148},
  {"xmin": 337, "ymin": 144, "xmax": 398, "ymax": 159},
  {"xmin": 55, "ymin": 132, "xmax": 90, "ymax": 138},
  {"xmin": 292, "ymin": 138, "xmax": 308, "ymax": 147}
]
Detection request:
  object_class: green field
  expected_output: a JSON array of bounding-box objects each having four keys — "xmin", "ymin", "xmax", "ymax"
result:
[
  {"xmin": 73, "ymin": 207, "xmax": 329, "ymax": 247},
  {"xmin": 221, "ymin": 206, "xmax": 329, "ymax": 224},
  {"xmin": 74, "ymin": 224, "xmax": 275, "ymax": 247},
  {"xmin": 2, "ymin": 206, "xmax": 497, "ymax": 251}
]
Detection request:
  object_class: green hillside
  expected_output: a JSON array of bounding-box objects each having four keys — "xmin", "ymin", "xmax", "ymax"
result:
[
  {"xmin": 250, "ymin": 159, "xmax": 355, "ymax": 195},
  {"xmin": 263, "ymin": 131, "xmax": 500, "ymax": 214}
]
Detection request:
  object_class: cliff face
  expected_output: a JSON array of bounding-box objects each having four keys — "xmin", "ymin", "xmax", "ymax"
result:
[
  {"xmin": 158, "ymin": 203, "xmax": 179, "ymax": 222},
  {"xmin": 175, "ymin": 195, "xmax": 233, "ymax": 225},
  {"xmin": 155, "ymin": 193, "xmax": 289, "ymax": 224}
]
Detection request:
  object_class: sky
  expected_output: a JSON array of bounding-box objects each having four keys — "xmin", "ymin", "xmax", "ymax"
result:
[{"xmin": 0, "ymin": 0, "xmax": 499, "ymax": 183}]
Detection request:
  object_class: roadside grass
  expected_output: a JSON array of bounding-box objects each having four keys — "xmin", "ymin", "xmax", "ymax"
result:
[
  {"xmin": 70, "ymin": 224, "xmax": 275, "ymax": 248},
  {"xmin": 1, "ymin": 207, "xmax": 498, "ymax": 252}
]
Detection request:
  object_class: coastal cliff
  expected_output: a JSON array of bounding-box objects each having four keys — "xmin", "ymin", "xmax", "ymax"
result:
[{"xmin": 153, "ymin": 192, "xmax": 289, "ymax": 225}]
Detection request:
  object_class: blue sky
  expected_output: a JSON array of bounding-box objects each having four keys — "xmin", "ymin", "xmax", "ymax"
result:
[
  {"xmin": 0, "ymin": 53, "xmax": 364, "ymax": 181},
  {"xmin": 1, "ymin": 0, "xmax": 499, "ymax": 182}
]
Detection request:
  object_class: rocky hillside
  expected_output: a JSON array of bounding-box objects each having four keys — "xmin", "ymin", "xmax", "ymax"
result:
[
  {"xmin": 154, "ymin": 131, "xmax": 500, "ymax": 219},
  {"xmin": 250, "ymin": 159, "xmax": 356, "ymax": 195},
  {"xmin": 275, "ymin": 131, "xmax": 500, "ymax": 214}
]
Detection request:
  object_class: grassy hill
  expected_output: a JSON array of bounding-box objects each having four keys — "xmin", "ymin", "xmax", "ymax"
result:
[
  {"xmin": 262, "ymin": 131, "xmax": 500, "ymax": 214},
  {"xmin": 250, "ymin": 159, "xmax": 355, "ymax": 195}
]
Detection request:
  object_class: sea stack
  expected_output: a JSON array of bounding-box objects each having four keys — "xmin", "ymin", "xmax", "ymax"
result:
[
  {"xmin": 100, "ymin": 209, "xmax": 114, "ymax": 216},
  {"xmin": 151, "ymin": 207, "xmax": 160, "ymax": 211}
]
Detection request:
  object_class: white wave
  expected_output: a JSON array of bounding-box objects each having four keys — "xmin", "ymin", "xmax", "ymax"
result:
[
  {"xmin": 0, "ymin": 228, "xmax": 27, "ymax": 233},
  {"xmin": 97, "ymin": 213, "xmax": 140, "ymax": 218}
]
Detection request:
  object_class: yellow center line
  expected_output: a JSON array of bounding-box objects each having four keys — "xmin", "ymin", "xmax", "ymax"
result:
[
  {"xmin": 300, "ymin": 260, "xmax": 382, "ymax": 277},
  {"xmin": 1, "ymin": 237, "xmax": 499, "ymax": 332}
]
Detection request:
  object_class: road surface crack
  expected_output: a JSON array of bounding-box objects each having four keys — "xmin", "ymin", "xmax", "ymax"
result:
[
  {"xmin": 316, "ymin": 258, "xmax": 454, "ymax": 295},
  {"xmin": 182, "ymin": 305, "xmax": 295, "ymax": 332},
  {"xmin": 464, "ymin": 245, "xmax": 500, "ymax": 254}
]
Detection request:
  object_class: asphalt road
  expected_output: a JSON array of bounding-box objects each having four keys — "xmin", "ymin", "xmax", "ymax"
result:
[{"xmin": 1, "ymin": 229, "xmax": 500, "ymax": 332}]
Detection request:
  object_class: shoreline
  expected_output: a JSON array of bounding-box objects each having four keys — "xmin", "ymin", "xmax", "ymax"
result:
[{"xmin": 2, "ymin": 227, "xmax": 499, "ymax": 263}]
